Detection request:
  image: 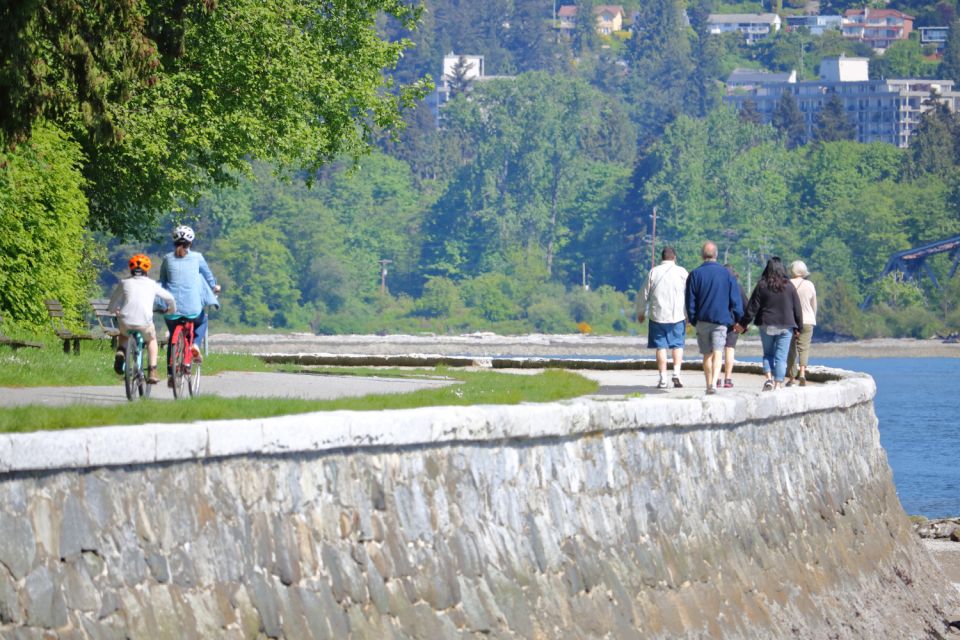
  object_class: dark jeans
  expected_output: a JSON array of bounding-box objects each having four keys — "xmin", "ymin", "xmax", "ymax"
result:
[{"xmin": 165, "ymin": 311, "xmax": 206, "ymax": 375}]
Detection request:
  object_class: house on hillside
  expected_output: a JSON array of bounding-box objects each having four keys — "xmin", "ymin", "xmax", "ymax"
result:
[
  {"xmin": 432, "ymin": 53, "xmax": 485, "ymax": 124},
  {"xmin": 555, "ymin": 5, "xmax": 625, "ymax": 36},
  {"xmin": 841, "ymin": 8, "xmax": 914, "ymax": 51},
  {"xmin": 785, "ymin": 14, "xmax": 842, "ymax": 36},
  {"xmin": 724, "ymin": 56, "xmax": 960, "ymax": 148},
  {"xmin": 920, "ymin": 26, "xmax": 949, "ymax": 53},
  {"xmin": 557, "ymin": 5, "xmax": 577, "ymax": 33},
  {"xmin": 431, "ymin": 52, "xmax": 514, "ymax": 126},
  {"xmin": 707, "ymin": 13, "xmax": 781, "ymax": 44}
]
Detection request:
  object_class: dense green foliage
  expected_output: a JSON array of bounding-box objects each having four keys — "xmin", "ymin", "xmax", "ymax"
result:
[
  {"xmin": 0, "ymin": 123, "xmax": 92, "ymax": 329},
  {"xmin": 0, "ymin": 368, "xmax": 599, "ymax": 432},
  {"xmin": 5, "ymin": 0, "xmax": 960, "ymax": 342},
  {"xmin": 1, "ymin": 0, "xmax": 429, "ymax": 236}
]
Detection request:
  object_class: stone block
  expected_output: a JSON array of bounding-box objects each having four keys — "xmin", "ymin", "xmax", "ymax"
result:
[
  {"xmin": 154, "ymin": 423, "xmax": 207, "ymax": 462},
  {"xmin": 350, "ymin": 411, "xmax": 431, "ymax": 448},
  {"xmin": 85, "ymin": 425, "xmax": 157, "ymax": 468},
  {"xmin": 248, "ymin": 572, "xmax": 282, "ymax": 638},
  {"xmin": 10, "ymin": 429, "xmax": 90, "ymax": 471},
  {"xmin": 0, "ymin": 435, "xmax": 12, "ymax": 473},
  {"xmin": 23, "ymin": 565, "xmax": 67, "ymax": 628},
  {"xmin": 262, "ymin": 414, "xmax": 351, "ymax": 454},
  {"xmin": 59, "ymin": 494, "xmax": 99, "ymax": 560},
  {"xmin": 0, "ymin": 565, "xmax": 21, "ymax": 624},
  {"xmin": 205, "ymin": 419, "xmax": 264, "ymax": 458},
  {"xmin": 62, "ymin": 562, "xmax": 99, "ymax": 612},
  {"xmin": 0, "ymin": 514, "xmax": 36, "ymax": 579}
]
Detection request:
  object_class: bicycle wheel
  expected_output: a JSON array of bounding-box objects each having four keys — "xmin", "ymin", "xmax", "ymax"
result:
[
  {"xmin": 171, "ymin": 330, "xmax": 188, "ymax": 399},
  {"xmin": 138, "ymin": 341, "xmax": 150, "ymax": 399},
  {"xmin": 188, "ymin": 357, "xmax": 201, "ymax": 397},
  {"xmin": 123, "ymin": 337, "xmax": 137, "ymax": 401}
]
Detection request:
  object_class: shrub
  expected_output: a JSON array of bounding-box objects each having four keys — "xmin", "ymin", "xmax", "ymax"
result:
[{"xmin": 0, "ymin": 123, "xmax": 93, "ymax": 329}]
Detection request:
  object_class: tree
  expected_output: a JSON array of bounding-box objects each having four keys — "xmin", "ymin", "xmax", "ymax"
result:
[
  {"xmin": 573, "ymin": 0, "xmax": 600, "ymax": 55},
  {"xmin": 0, "ymin": 0, "xmax": 168, "ymax": 144},
  {"xmin": 771, "ymin": 91, "xmax": 806, "ymax": 149},
  {"xmin": 444, "ymin": 55, "xmax": 479, "ymax": 98},
  {"xmin": 2, "ymin": 0, "xmax": 431, "ymax": 238},
  {"xmin": 626, "ymin": 0, "xmax": 695, "ymax": 143},
  {"xmin": 641, "ymin": 109, "xmax": 783, "ymax": 261},
  {"xmin": 756, "ymin": 29, "xmax": 814, "ymax": 77},
  {"xmin": 872, "ymin": 37, "xmax": 932, "ymax": 79},
  {"xmin": 425, "ymin": 72, "xmax": 635, "ymax": 280},
  {"xmin": 813, "ymin": 94, "xmax": 856, "ymax": 143},
  {"xmin": 940, "ymin": 18, "xmax": 960, "ymax": 84},
  {"xmin": 903, "ymin": 101, "xmax": 958, "ymax": 179},
  {"xmin": 0, "ymin": 123, "xmax": 94, "ymax": 328},
  {"xmin": 211, "ymin": 223, "xmax": 301, "ymax": 328},
  {"xmin": 739, "ymin": 99, "xmax": 763, "ymax": 125}
]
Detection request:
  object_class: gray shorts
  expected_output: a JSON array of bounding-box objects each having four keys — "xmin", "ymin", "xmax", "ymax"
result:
[{"xmin": 695, "ymin": 322, "xmax": 727, "ymax": 355}]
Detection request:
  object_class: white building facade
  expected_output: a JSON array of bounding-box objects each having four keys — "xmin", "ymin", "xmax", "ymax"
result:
[
  {"xmin": 707, "ymin": 13, "xmax": 781, "ymax": 44},
  {"xmin": 724, "ymin": 57, "xmax": 960, "ymax": 148}
]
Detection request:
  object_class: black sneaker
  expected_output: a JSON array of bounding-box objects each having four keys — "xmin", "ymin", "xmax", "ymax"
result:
[
  {"xmin": 113, "ymin": 350, "xmax": 125, "ymax": 375},
  {"xmin": 672, "ymin": 376, "xmax": 683, "ymax": 388}
]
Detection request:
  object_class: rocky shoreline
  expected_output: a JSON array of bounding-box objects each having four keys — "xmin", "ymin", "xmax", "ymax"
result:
[{"xmin": 916, "ymin": 518, "xmax": 960, "ymax": 541}]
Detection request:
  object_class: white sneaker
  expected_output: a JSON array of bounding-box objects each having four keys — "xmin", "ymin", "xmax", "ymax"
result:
[
  {"xmin": 657, "ymin": 380, "xmax": 669, "ymax": 389},
  {"xmin": 190, "ymin": 343, "xmax": 203, "ymax": 363}
]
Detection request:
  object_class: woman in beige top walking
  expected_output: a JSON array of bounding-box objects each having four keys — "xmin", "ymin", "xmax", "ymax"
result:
[{"xmin": 786, "ymin": 260, "xmax": 817, "ymax": 386}]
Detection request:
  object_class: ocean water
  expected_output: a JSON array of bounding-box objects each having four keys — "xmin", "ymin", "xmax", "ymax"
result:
[{"xmin": 816, "ymin": 357, "xmax": 960, "ymax": 519}]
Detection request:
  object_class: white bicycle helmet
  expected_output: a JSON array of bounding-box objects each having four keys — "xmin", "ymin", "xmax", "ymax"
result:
[{"xmin": 172, "ymin": 225, "xmax": 195, "ymax": 244}]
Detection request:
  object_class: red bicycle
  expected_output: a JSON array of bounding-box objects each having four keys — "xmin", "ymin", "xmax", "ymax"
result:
[{"xmin": 167, "ymin": 317, "xmax": 201, "ymax": 398}]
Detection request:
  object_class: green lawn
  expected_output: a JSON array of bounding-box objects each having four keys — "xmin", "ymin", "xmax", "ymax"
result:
[
  {"xmin": 0, "ymin": 339, "xmax": 272, "ymax": 387},
  {"xmin": 0, "ymin": 349, "xmax": 599, "ymax": 432}
]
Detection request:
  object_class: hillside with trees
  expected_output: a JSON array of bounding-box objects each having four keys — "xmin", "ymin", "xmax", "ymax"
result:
[{"xmin": 4, "ymin": 0, "xmax": 960, "ymax": 339}]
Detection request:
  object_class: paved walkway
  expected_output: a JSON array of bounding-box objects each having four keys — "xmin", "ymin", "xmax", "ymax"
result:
[
  {"xmin": 0, "ymin": 367, "xmax": 783, "ymax": 407},
  {"xmin": 0, "ymin": 370, "xmax": 455, "ymax": 406}
]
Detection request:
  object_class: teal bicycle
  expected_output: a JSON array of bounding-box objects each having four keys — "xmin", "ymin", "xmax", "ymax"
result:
[{"xmin": 122, "ymin": 329, "xmax": 151, "ymax": 401}]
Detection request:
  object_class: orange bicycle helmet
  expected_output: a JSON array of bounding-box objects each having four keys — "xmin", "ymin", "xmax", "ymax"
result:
[{"xmin": 129, "ymin": 254, "xmax": 152, "ymax": 272}]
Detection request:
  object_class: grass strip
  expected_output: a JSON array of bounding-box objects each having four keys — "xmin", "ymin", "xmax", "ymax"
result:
[
  {"xmin": 0, "ymin": 342, "xmax": 271, "ymax": 387},
  {"xmin": 0, "ymin": 369, "xmax": 598, "ymax": 433}
]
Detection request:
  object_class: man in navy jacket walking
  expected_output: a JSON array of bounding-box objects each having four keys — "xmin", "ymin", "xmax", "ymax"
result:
[{"xmin": 685, "ymin": 241, "xmax": 744, "ymax": 394}]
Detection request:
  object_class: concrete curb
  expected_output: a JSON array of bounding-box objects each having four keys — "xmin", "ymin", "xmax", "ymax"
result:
[{"xmin": 0, "ymin": 360, "xmax": 873, "ymax": 474}]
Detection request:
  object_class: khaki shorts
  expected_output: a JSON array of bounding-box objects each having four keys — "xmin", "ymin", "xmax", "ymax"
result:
[
  {"xmin": 695, "ymin": 322, "xmax": 727, "ymax": 355},
  {"xmin": 118, "ymin": 321, "xmax": 157, "ymax": 341}
]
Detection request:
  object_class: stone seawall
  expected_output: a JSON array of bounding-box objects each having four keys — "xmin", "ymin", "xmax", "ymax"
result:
[{"xmin": 0, "ymin": 368, "xmax": 957, "ymax": 638}]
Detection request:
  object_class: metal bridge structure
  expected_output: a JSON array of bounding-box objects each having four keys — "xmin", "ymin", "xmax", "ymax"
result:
[{"xmin": 861, "ymin": 234, "xmax": 960, "ymax": 308}]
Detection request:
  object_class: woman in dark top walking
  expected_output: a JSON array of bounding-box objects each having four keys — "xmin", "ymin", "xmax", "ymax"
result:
[{"xmin": 738, "ymin": 257, "xmax": 803, "ymax": 391}]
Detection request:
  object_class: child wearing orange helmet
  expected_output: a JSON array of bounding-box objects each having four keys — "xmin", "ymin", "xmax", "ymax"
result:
[{"xmin": 107, "ymin": 254, "xmax": 177, "ymax": 383}]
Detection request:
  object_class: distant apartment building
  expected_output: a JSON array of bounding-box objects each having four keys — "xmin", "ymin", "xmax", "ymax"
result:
[
  {"xmin": 707, "ymin": 13, "xmax": 782, "ymax": 44},
  {"xmin": 724, "ymin": 56, "xmax": 960, "ymax": 148},
  {"xmin": 555, "ymin": 5, "xmax": 626, "ymax": 35},
  {"xmin": 920, "ymin": 26, "xmax": 949, "ymax": 52},
  {"xmin": 841, "ymin": 8, "xmax": 914, "ymax": 51},
  {"xmin": 785, "ymin": 14, "xmax": 842, "ymax": 36}
]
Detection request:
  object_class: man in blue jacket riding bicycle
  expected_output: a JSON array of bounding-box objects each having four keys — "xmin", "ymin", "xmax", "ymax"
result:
[{"xmin": 159, "ymin": 225, "xmax": 220, "ymax": 388}]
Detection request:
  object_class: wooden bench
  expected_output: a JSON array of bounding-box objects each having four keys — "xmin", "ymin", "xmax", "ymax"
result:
[
  {"xmin": 0, "ymin": 313, "xmax": 42, "ymax": 349},
  {"xmin": 90, "ymin": 298, "xmax": 121, "ymax": 348},
  {"xmin": 44, "ymin": 299, "xmax": 97, "ymax": 354}
]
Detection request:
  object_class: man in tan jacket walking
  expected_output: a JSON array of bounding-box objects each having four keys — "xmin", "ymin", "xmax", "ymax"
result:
[{"xmin": 636, "ymin": 247, "xmax": 689, "ymax": 389}]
